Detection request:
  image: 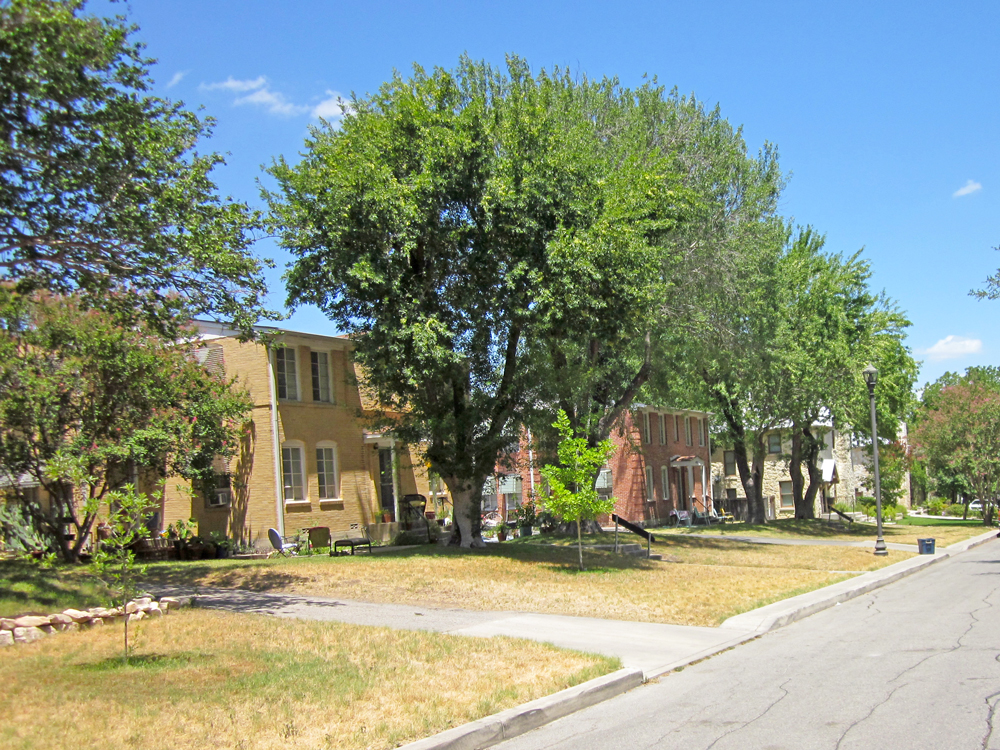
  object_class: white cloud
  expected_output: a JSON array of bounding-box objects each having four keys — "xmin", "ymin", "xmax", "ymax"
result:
[
  {"xmin": 166, "ymin": 71, "xmax": 188, "ymax": 88},
  {"xmin": 199, "ymin": 76, "xmax": 267, "ymax": 93},
  {"xmin": 953, "ymin": 179, "xmax": 982, "ymax": 198},
  {"xmin": 921, "ymin": 335, "xmax": 983, "ymax": 361},
  {"xmin": 234, "ymin": 87, "xmax": 310, "ymax": 117},
  {"xmin": 199, "ymin": 77, "xmax": 350, "ymax": 120},
  {"xmin": 312, "ymin": 90, "xmax": 349, "ymax": 120}
]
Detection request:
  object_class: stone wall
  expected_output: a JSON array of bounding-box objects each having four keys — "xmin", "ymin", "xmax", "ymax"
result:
[{"xmin": 0, "ymin": 595, "xmax": 192, "ymax": 647}]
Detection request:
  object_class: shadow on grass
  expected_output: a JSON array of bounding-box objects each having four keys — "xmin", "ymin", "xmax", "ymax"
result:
[
  {"xmin": 0, "ymin": 559, "xmax": 108, "ymax": 616},
  {"xmin": 77, "ymin": 651, "xmax": 211, "ymax": 672},
  {"xmin": 139, "ymin": 538, "xmax": 666, "ymax": 590}
]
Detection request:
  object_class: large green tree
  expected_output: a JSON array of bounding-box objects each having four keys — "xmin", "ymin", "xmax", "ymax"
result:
[
  {"xmin": 529, "ymin": 88, "xmax": 784, "ymax": 472},
  {"xmin": 912, "ymin": 373, "xmax": 1000, "ymax": 525},
  {"xmin": 269, "ymin": 57, "xmax": 728, "ymax": 547},
  {"xmin": 679, "ymin": 226, "xmax": 915, "ymax": 523},
  {"xmin": 0, "ymin": 0, "xmax": 271, "ymax": 334},
  {"xmin": 778, "ymin": 230, "xmax": 915, "ymax": 517},
  {"xmin": 0, "ymin": 288, "xmax": 253, "ymax": 562}
]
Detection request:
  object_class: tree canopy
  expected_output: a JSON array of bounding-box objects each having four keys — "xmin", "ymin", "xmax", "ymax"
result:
[
  {"xmin": 677, "ymin": 225, "xmax": 916, "ymax": 522},
  {"xmin": 269, "ymin": 57, "xmax": 717, "ymax": 546},
  {"xmin": 0, "ymin": 0, "xmax": 272, "ymax": 334},
  {"xmin": 0, "ymin": 288, "xmax": 252, "ymax": 561},
  {"xmin": 912, "ymin": 367, "xmax": 1000, "ymax": 521}
]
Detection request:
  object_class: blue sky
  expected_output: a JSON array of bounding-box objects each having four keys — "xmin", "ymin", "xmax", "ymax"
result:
[{"xmin": 106, "ymin": 0, "xmax": 998, "ymax": 387}]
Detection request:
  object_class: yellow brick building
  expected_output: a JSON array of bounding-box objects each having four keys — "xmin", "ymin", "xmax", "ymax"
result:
[{"xmin": 161, "ymin": 322, "xmax": 443, "ymax": 549}]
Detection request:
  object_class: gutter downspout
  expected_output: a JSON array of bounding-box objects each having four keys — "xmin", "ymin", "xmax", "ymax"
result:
[
  {"xmin": 527, "ymin": 428, "xmax": 536, "ymax": 493},
  {"xmin": 266, "ymin": 346, "xmax": 285, "ymax": 537}
]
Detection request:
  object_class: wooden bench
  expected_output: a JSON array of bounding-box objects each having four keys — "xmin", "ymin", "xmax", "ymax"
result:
[{"xmin": 332, "ymin": 533, "xmax": 372, "ymax": 556}]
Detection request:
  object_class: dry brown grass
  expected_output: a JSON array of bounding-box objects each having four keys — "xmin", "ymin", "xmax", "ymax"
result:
[
  {"xmin": 146, "ymin": 540, "xmax": 908, "ymax": 627},
  {"xmin": 658, "ymin": 517, "xmax": 991, "ymax": 547},
  {"xmin": 0, "ymin": 608, "xmax": 616, "ymax": 750}
]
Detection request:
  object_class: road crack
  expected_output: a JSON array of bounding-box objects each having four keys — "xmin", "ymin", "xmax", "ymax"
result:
[
  {"xmin": 835, "ymin": 683, "xmax": 904, "ymax": 750},
  {"xmin": 701, "ymin": 678, "xmax": 792, "ymax": 750}
]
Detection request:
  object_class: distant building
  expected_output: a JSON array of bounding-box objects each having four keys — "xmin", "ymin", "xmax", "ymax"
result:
[
  {"xmin": 710, "ymin": 421, "xmax": 911, "ymax": 518},
  {"xmin": 492, "ymin": 405, "xmax": 714, "ymax": 528}
]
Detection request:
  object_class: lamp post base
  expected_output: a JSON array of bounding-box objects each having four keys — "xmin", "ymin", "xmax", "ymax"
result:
[{"xmin": 874, "ymin": 539, "xmax": 888, "ymax": 556}]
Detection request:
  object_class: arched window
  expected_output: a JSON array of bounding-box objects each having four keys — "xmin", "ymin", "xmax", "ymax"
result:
[
  {"xmin": 645, "ymin": 466, "xmax": 655, "ymax": 502},
  {"xmin": 661, "ymin": 465, "xmax": 670, "ymax": 502},
  {"xmin": 316, "ymin": 441, "xmax": 340, "ymax": 500}
]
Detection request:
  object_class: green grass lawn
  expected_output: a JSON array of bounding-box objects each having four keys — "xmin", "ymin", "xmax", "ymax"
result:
[{"xmin": 0, "ymin": 558, "xmax": 110, "ymax": 618}]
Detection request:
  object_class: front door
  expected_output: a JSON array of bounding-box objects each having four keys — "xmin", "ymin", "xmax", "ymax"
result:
[
  {"xmin": 378, "ymin": 448, "xmax": 395, "ymax": 521},
  {"xmin": 678, "ymin": 470, "xmax": 688, "ymax": 511}
]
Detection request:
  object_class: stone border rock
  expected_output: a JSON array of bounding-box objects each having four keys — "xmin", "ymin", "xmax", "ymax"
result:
[{"xmin": 0, "ymin": 595, "xmax": 194, "ymax": 647}]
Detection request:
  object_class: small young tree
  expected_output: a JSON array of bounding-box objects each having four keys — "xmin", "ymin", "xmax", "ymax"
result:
[
  {"xmin": 539, "ymin": 410, "xmax": 615, "ymax": 571},
  {"xmin": 89, "ymin": 484, "xmax": 156, "ymax": 663}
]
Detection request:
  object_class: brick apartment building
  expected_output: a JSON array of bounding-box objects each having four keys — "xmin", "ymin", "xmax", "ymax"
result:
[
  {"xmin": 488, "ymin": 405, "xmax": 714, "ymax": 528},
  {"xmin": 161, "ymin": 322, "xmax": 444, "ymax": 548}
]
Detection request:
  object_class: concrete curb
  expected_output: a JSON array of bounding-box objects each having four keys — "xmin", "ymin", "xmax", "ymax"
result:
[
  {"xmin": 720, "ymin": 528, "xmax": 999, "ymax": 634},
  {"xmin": 397, "ymin": 667, "xmax": 644, "ymax": 750}
]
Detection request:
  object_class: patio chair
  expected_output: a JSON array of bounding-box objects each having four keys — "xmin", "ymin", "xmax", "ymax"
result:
[
  {"xmin": 267, "ymin": 528, "xmax": 299, "ymax": 557},
  {"xmin": 712, "ymin": 507, "xmax": 735, "ymax": 524},
  {"xmin": 307, "ymin": 526, "xmax": 332, "ymax": 553}
]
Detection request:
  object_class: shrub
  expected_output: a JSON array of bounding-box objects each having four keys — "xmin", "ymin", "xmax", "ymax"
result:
[
  {"xmin": 927, "ymin": 498, "xmax": 946, "ymax": 515},
  {"xmin": 944, "ymin": 503, "xmax": 966, "ymax": 517},
  {"xmin": 832, "ymin": 502, "xmax": 853, "ymax": 515}
]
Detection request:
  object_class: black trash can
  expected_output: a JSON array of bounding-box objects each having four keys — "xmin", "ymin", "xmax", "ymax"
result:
[{"xmin": 917, "ymin": 538, "xmax": 936, "ymax": 554}]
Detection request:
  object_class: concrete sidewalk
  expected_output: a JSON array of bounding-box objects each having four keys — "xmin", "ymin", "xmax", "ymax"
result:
[
  {"xmin": 154, "ymin": 586, "xmax": 753, "ymax": 679},
  {"xmin": 152, "ymin": 529, "xmax": 999, "ymax": 681}
]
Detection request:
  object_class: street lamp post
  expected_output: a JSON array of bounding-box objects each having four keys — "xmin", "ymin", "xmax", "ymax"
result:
[{"xmin": 863, "ymin": 364, "xmax": 888, "ymax": 556}]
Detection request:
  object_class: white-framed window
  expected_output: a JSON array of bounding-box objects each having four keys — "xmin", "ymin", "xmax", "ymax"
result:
[
  {"xmin": 674, "ymin": 415, "xmax": 680, "ymax": 442},
  {"xmin": 660, "ymin": 465, "xmax": 670, "ymax": 501},
  {"xmin": 768, "ymin": 433, "xmax": 782, "ymax": 454},
  {"xmin": 724, "ymin": 450, "xmax": 737, "ymax": 476},
  {"xmin": 658, "ymin": 414, "xmax": 666, "ymax": 445},
  {"xmin": 645, "ymin": 466, "xmax": 655, "ymax": 502},
  {"xmin": 780, "ymin": 480, "xmax": 794, "ymax": 508},
  {"xmin": 281, "ymin": 441, "xmax": 306, "ymax": 502},
  {"xmin": 698, "ymin": 418, "xmax": 706, "ymax": 447},
  {"xmin": 275, "ymin": 347, "xmax": 299, "ymax": 401},
  {"xmin": 311, "ymin": 351, "xmax": 333, "ymax": 403},
  {"xmin": 642, "ymin": 412, "xmax": 651, "ymax": 444},
  {"xmin": 685, "ymin": 417, "xmax": 692, "ymax": 447},
  {"xmin": 316, "ymin": 442, "xmax": 339, "ymax": 500}
]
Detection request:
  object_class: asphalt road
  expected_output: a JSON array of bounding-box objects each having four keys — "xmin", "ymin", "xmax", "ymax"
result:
[{"xmin": 495, "ymin": 538, "xmax": 1000, "ymax": 750}]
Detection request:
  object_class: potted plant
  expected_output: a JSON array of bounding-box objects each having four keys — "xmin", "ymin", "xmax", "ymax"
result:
[
  {"xmin": 209, "ymin": 531, "xmax": 233, "ymax": 558},
  {"xmin": 514, "ymin": 501, "xmax": 537, "ymax": 538},
  {"xmin": 167, "ymin": 517, "xmax": 197, "ymax": 558},
  {"xmin": 496, "ymin": 522, "xmax": 510, "ymax": 542}
]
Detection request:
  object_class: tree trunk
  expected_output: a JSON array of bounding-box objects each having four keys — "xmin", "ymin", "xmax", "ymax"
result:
[
  {"xmin": 734, "ymin": 438, "xmax": 767, "ymax": 524},
  {"xmin": 798, "ymin": 424, "xmax": 822, "ymax": 519},
  {"xmin": 443, "ymin": 476, "xmax": 486, "ymax": 549},
  {"xmin": 790, "ymin": 427, "xmax": 805, "ymax": 514}
]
